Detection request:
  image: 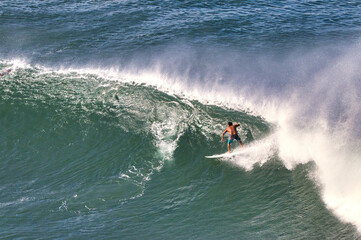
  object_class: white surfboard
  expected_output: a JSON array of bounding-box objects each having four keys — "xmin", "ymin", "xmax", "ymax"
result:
[{"xmin": 205, "ymin": 149, "xmax": 247, "ymax": 159}]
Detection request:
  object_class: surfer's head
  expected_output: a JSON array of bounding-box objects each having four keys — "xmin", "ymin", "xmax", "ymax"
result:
[{"xmin": 228, "ymin": 122, "xmax": 233, "ymax": 126}]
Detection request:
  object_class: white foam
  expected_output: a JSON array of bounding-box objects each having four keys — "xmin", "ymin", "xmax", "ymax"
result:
[
  {"xmin": 150, "ymin": 106, "xmax": 188, "ymax": 166},
  {"xmin": 0, "ymin": 196, "xmax": 34, "ymax": 208},
  {"xmin": 112, "ymin": 44, "xmax": 361, "ymax": 232},
  {"xmin": 3, "ymin": 42, "xmax": 361, "ymax": 231},
  {"xmin": 219, "ymin": 134, "xmax": 278, "ymax": 171}
]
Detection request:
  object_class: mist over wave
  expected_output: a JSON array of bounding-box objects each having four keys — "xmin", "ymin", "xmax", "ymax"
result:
[
  {"xmin": 2, "ymin": 39, "xmax": 361, "ymax": 234},
  {"xmin": 131, "ymin": 42, "xmax": 361, "ymax": 231},
  {"xmin": 3, "ymin": 0, "xmax": 361, "ymax": 238}
]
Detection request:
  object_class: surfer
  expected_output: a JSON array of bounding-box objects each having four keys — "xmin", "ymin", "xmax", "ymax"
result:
[
  {"xmin": 221, "ymin": 122, "xmax": 243, "ymax": 153},
  {"xmin": 0, "ymin": 69, "xmax": 11, "ymax": 76}
]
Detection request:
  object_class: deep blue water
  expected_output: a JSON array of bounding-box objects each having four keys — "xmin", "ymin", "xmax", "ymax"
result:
[{"xmin": 1, "ymin": 1, "xmax": 361, "ymax": 239}]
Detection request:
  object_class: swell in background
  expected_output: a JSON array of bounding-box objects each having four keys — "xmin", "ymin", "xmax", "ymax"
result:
[{"xmin": 1, "ymin": 0, "xmax": 361, "ymax": 235}]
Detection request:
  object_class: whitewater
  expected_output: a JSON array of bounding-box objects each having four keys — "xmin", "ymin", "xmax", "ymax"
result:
[{"xmin": 1, "ymin": 1, "xmax": 361, "ymax": 239}]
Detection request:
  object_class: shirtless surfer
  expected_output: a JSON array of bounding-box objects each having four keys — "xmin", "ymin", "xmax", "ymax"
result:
[{"xmin": 221, "ymin": 122, "xmax": 243, "ymax": 153}]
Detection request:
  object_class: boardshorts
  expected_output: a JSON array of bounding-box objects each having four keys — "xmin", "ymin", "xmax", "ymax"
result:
[{"xmin": 228, "ymin": 134, "xmax": 240, "ymax": 144}]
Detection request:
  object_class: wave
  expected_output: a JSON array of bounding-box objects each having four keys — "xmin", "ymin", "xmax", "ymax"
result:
[
  {"xmin": 0, "ymin": 60, "xmax": 270, "ymax": 210},
  {"xmin": 1, "ymin": 41, "xmax": 361, "ymax": 232}
]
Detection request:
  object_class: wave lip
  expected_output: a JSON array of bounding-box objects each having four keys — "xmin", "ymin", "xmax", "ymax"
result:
[{"xmin": 2, "ymin": 41, "xmax": 361, "ymax": 234}]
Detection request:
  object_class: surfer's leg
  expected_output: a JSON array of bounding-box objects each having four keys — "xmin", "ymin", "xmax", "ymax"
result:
[
  {"xmin": 227, "ymin": 139, "xmax": 233, "ymax": 153},
  {"xmin": 235, "ymin": 136, "xmax": 243, "ymax": 147}
]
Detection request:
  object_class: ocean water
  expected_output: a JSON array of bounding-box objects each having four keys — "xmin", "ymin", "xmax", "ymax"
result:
[{"xmin": 1, "ymin": 1, "xmax": 361, "ymax": 239}]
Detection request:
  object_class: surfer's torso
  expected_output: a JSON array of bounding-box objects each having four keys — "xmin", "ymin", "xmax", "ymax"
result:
[{"xmin": 225, "ymin": 124, "xmax": 240, "ymax": 136}]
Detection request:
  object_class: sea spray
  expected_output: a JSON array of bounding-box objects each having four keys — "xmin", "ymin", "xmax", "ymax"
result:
[
  {"xmin": 1, "ymin": 43, "xmax": 361, "ymax": 238},
  {"xmin": 72, "ymin": 42, "xmax": 361, "ymax": 232}
]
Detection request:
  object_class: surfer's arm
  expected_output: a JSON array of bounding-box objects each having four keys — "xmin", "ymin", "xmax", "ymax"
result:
[{"xmin": 221, "ymin": 130, "xmax": 227, "ymax": 141}]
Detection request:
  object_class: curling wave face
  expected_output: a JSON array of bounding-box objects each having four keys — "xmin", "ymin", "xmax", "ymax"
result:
[{"xmin": 1, "ymin": 52, "xmax": 361, "ymax": 238}]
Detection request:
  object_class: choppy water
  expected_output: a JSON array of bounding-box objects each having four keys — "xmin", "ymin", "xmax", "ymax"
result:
[{"xmin": 1, "ymin": 1, "xmax": 361, "ymax": 239}]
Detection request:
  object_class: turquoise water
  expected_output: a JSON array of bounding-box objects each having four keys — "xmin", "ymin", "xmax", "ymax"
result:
[{"xmin": 1, "ymin": 1, "xmax": 361, "ymax": 239}]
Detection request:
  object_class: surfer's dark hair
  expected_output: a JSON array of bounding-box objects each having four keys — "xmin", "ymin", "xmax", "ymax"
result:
[{"xmin": 228, "ymin": 122, "xmax": 232, "ymax": 126}]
